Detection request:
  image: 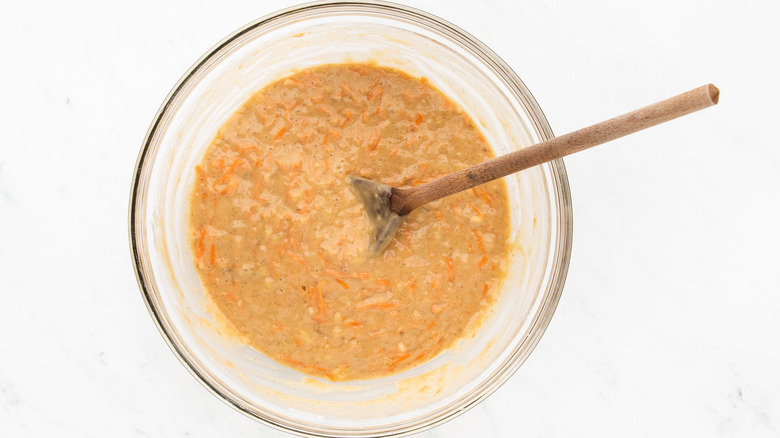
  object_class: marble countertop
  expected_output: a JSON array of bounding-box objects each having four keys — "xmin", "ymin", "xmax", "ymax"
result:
[{"xmin": 1, "ymin": 0, "xmax": 778, "ymax": 436}]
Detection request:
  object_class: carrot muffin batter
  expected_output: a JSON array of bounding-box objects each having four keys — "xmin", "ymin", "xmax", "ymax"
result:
[{"xmin": 190, "ymin": 64, "xmax": 510, "ymax": 381}]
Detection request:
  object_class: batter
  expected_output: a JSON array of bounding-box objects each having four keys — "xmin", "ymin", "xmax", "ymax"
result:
[{"xmin": 190, "ymin": 64, "xmax": 510, "ymax": 381}]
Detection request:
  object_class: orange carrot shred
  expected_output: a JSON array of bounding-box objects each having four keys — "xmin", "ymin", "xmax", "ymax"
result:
[
  {"xmin": 340, "ymin": 108, "xmax": 352, "ymax": 128},
  {"xmin": 431, "ymin": 278, "xmax": 443, "ymax": 300},
  {"xmin": 431, "ymin": 302, "xmax": 449, "ymax": 314},
  {"xmin": 195, "ymin": 227, "xmax": 207, "ymax": 259},
  {"xmin": 339, "ymin": 84, "xmax": 355, "ymax": 99},
  {"xmin": 313, "ymin": 282, "xmax": 328, "ymax": 321},
  {"xmin": 472, "ymin": 229, "xmax": 487, "ymax": 254},
  {"xmin": 390, "ymin": 351, "xmax": 410, "ymax": 366},
  {"xmin": 367, "ymin": 129, "xmax": 381, "ymax": 152},
  {"xmin": 444, "ymin": 257, "xmax": 455, "ymax": 282},
  {"xmin": 334, "ymin": 279, "xmax": 349, "ymax": 289},
  {"xmin": 480, "ymin": 187, "xmax": 493, "ymax": 205},
  {"xmin": 284, "ymin": 77, "xmax": 303, "ymax": 87},
  {"xmin": 317, "ymin": 251, "xmax": 330, "ymax": 267},
  {"xmin": 376, "ymin": 278, "xmax": 391, "ymax": 287},
  {"xmin": 469, "ymin": 203, "xmax": 484, "ymax": 220},
  {"xmin": 324, "ymin": 269, "xmax": 370, "ymax": 280},
  {"xmin": 369, "ymin": 329, "xmax": 386, "ymax": 337},
  {"xmin": 478, "ymin": 254, "xmax": 489, "ymax": 268},
  {"xmin": 287, "ymin": 250, "xmax": 305, "ymax": 266},
  {"xmin": 273, "ymin": 126, "xmax": 287, "ymax": 141}
]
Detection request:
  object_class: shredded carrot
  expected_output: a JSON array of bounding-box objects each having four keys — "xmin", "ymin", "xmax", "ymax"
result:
[
  {"xmin": 222, "ymin": 290, "xmax": 239, "ymax": 304},
  {"xmin": 341, "ymin": 108, "xmax": 352, "ymax": 128},
  {"xmin": 472, "ymin": 229, "xmax": 487, "ymax": 254},
  {"xmin": 312, "ymin": 282, "xmax": 328, "ymax": 321},
  {"xmin": 431, "ymin": 302, "xmax": 449, "ymax": 314},
  {"xmin": 317, "ymin": 104, "xmax": 334, "ymax": 117},
  {"xmin": 339, "ymin": 84, "xmax": 355, "ymax": 99},
  {"xmin": 316, "ymin": 251, "xmax": 330, "ymax": 267},
  {"xmin": 272, "ymin": 126, "xmax": 287, "ymax": 141},
  {"xmin": 444, "ymin": 257, "xmax": 455, "ymax": 282},
  {"xmin": 376, "ymin": 278, "xmax": 391, "ymax": 287},
  {"xmin": 284, "ymin": 77, "xmax": 303, "ymax": 87},
  {"xmin": 358, "ymin": 301, "xmax": 396, "ymax": 310},
  {"xmin": 323, "ymin": 269, "xmax": 370, "ymax": 280},
  {"xmin": 334, "ymin": 279, "xmax": 349, "ymax": 289},
  {"xmin": 367, "ymin": 128, "xmax": 381, "ymax": 152},
  {"xmin": 195, "ymin": 227, "xmax": 207, "ymax": 259},
  {"xmin": 368, "ymin": 83, "xmax": 385, "ymax": 101},
  {"xmin": 286, "ymin": 250, "xmax": 305, "ymax": 266},
  {"xmin": 369, "ymin": 328, "xmax": 386, "ymax": 337},
  {"xmin": 293, "ymin": 336, "xmax": 303, "ymax": 347},
  {"xmin": 278, "ymin": 355, "xmax": 328, "ymax": 375},
  {"xmin": 209, "ymin": 244, "xmax": 216, "ymax": 265},
  {"xmin": 388, "ymin": 147, "xmax": 400, "ymax": 159},
  {"xmin": 356, "ymin": 292, "xmax": 394, "ymax": 310},
  {"xmin": 480, "ymin": 187, "xmax": 493, "ymax": 206},
  {"xmin": 469, "ymin": 203, "xmax": 484, "ymax": 220},
  {"xmin": 431, "ymin": 278, "xmax": 443, "ymax": 300},
  {"xmin": 390, "ymin": 351, "xmax": 410, "ymax": 366},
  {"xmin": 482, "ymin": 283, "xmax": 490, "ymax": 300},
  {"xmin": 352, "ymin": 66, "xmax": 370, "ymax": 76},
  {"xmin": 344, "ymin": 320, "xmax": 362, "ymax": 328},
  {"xmin": 212, "ymin": 174, "xmax": 237, "ymax": 194},
  {"xmin": 415, "ymin": 114, "xmax": 423, "ymax": 125},
  {"xmin": 478, "ymin": 254, "xmax": 489, "ymax": 268}
]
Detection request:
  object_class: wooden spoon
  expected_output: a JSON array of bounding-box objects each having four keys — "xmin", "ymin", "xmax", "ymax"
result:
[{"xmin": 349, "ymin": 84, "xmax": 720, "ymax": 253}]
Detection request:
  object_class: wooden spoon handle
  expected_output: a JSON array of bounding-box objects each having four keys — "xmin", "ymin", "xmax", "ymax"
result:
[{"xmin": 391, "ymin": 84, "xmax": 719, "ymax": 215}]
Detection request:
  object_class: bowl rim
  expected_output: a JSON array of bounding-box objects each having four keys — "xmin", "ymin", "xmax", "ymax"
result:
[{"xmin": 128, "ymin": 1, "xmax": 573, "ymax": 436}]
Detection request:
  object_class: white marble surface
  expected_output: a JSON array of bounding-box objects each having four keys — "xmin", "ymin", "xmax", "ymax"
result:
[{"xmin": 1, "ymin": 0, "xmax": 778, "ymax": 436}]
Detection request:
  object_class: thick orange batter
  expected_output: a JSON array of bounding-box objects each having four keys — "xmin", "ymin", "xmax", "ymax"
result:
[{"xmin": 190, "ymin": 64, "xmax": 510, "ymax": 380}]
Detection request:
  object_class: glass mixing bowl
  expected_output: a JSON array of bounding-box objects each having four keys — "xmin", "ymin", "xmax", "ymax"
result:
[{"xmin": 129, "ymin": 1, "xmax": 572, "ymax": 436}]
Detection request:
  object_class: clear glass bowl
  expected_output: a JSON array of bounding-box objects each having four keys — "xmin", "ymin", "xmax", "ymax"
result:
[{"xmin": 129, "ymin": 1, "xmax": 572, "ymax": 436}]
